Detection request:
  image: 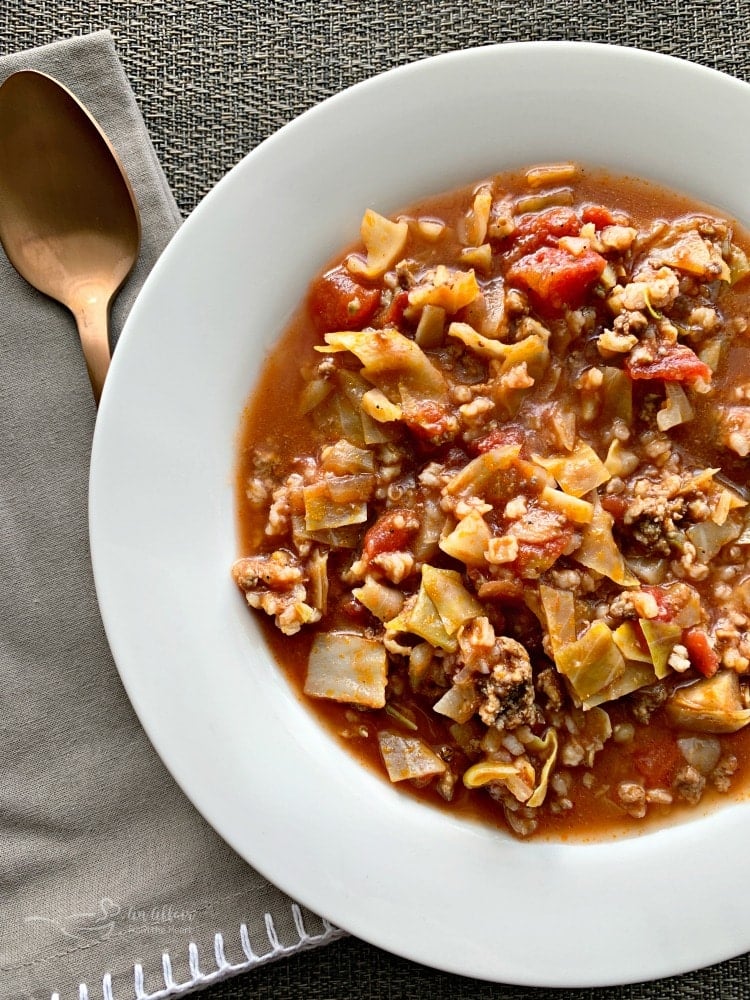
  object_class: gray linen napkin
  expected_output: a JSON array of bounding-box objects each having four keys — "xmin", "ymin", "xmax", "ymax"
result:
[{"xmin": 0, "ymin": 30, "xmax": 341, "ymax": 1000}]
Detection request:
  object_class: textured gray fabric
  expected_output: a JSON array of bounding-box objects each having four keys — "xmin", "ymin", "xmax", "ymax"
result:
[
  {"xmin": 0, "ymin": 3, "xmax": 749, "ymax": 1000},
  {"xmin": 0, "ymin": 29, "xmax": 339, "ymax": 1000}
]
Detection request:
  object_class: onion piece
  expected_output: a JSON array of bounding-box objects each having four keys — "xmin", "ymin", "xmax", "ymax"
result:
[
  {"xmin": 657, "ymin": 383, "xmax": 694, "ymax": 431},
  {"xmin": 677, "ymin": 736, "xmax": 721, "ymax": 775},
  {"xmin": 433, "ymin": 683, "xmax": 480, "ymax": 724}
]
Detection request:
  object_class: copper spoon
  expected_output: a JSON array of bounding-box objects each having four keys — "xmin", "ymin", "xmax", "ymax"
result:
[{"xmin": 0, "ymin": 70, "xmax": 141, "ymax": 403}]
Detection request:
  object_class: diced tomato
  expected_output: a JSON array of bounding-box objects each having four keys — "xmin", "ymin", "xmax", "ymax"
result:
[
  {"xmin": 506, "ymin": 246, "xmax": 607, "ymax": 312},
  {"xmin": 506, "ymin": 206, "xmax": 580, "ymax": 257},
  {"xmin": 641, "ymin": 585, "xmax": 678, "ymax": 622},
  {"xmin": 402, "ymin": 400, "xmax": 456, "ymax": 444},
  {"xmin": 470, "ymin": 424, "xmax": 526, "ymax": 456},
  {"xmin": 362, "ymin": 509, "xmax": 418, "ymax": 561},
  {"xmin": 632, "ymin": 739, "xmax": 683, "ymax": 787},
  {"xmin": 514, "ymin": 532, "xmax": 573, "ymax": 577},
  {"xmin": 683, "ymin": 628, "xmax": 720, "ymax": 678},
  {"xmin": 624, "ymin": 343, "xmax": 711, "ymax": 384},
  {"xmin": 308, "ymin": 266, "xmax": 381, "ymax": 332},
  {"xmin": 581, "ymin": 205, "xmax": 616, "ymax": 229}
]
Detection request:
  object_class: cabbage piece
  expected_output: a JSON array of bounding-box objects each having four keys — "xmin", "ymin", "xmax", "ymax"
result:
[
  {"xmin": 385, "ymin": 585, "xmax": 456, "ymax": 652},
  {"xmin": 686, "ymin": 518, "xmax": 741, "ymax": 562},
  {"xmin": 700, "ymin": 339, "xmax": 722, "ymax": 372},
  {"xmin": 346, "ymin": 209, "xmax": 409, "ymax": 280},
  {"xmin": 326, "ymin": 474, "xmax": 376, "ymax": 503},
  {"xmin": 304, "ymin": 632, "xmax": 388, "ymax": 708},
  {"xmin": 311, "ymin": 390, "xmax": 367, "ymax": 448},
  {"xmin": 292, "ymin": 515, "xmax": 362, "ymax": 550},
  {"xmin": 665, "ymin": 670, "xmax": 750, "ymax": 733},
  {"xmin": 463, "ymin": 757, "xmax": 535, "ymax": 803},
  {"xmin": 298, "ymin": 377, "xmax": 333, "ymax": 415},
  {"xmin": 711, "ymin": 488, "xmax": 747, "ymax": 527},
  {"xmin": 459, "ymin": 244, "xmax": 492, "ymax": 271},
  {"xmin": 378, "ymin": 731, "xmax": 447, "ymax": 782},
  {"xmin": 600, "ymin": 367, "xmax": 633, "ymax": 426},
  {"xmin": 408, "ymin": 642, "xmax": 434, "ymax": 692},
  {"xmin": 526, "ymin": 729, "xmax": 559, "ymax": 808},
  {"xmin": 407, "ymin": 264, "xmax": 480, "ymax": 314},
  {"xmin": 461, "ymin": 186, "xmax": 493, "ymax": 245},
  {"xmin": 442, "ymin": 445, "xmax": 521, "ymax": 498},
  {"xmin": 583, "ymin": 661, "xmax": 657, "ymax": 708},
  {"xmin": 320, "ymin": 438, "xmax": 375, "ymax": 475},
  {"xmin": 433, "ymin": 682, "xmax": 480, "ymax": 724},
  {"xmin": 320, "ymin": 328, "xmax": 449, "ymax": 406},
  {"xmin": 421, "ymin": 564, "xmax": 483, "ymax": 635},
  {"xmin": 728, "ymin": 244, "xmax": 750, "ymax": 286},
  {"xmin": 438, "ymin": 510, "xmax": 492, "ymax": 567},
  {"xmin": 352, "ymin": 576, "xmax": 405, "ymax": 622},
  {"xmin": 554, "ymin": 620, "xmax": 626, "ymax": 702},
  {"xmin": 414, "ymin": 304, "xmax": 446, "ymax": 348},
  {"xmin": 360, "ymin": 387, "xmax": 403, "ymax": 423},
  {"xmin": 533, "ymin": 440, "xmax": 610, "ymax": 497},
  {"xmin": 495, "ymin": 333, "xmax": 550, "ymax": 380},
  {"xmin": 541, "ymin": 486, "xmax": 594, "ymax": 524},
  {"xmin": 539, "ymin": 584, "xmax": 576, "ymax": 652},
  {"xmin": 639, "ymin": 619, "xmax": 682, "ymax": 678},
  {"xmin": 653, "ymin": 229, "xmax": 726, "ymax": 279},
  {"xmin": 448, "ymin": 321, "xmax": 508, "ymax": 359},
  {"xmin": 612, "ymin": 621, "xmax": 652, "ymax": 663},
  {"xmin": 303, "ymin": 480, "xmax": 368, "ymax": 531},
  {"xmin": 412, "ymin": 497, "xmax": 448, "ymax": 563},
  {"xmin": 626, "ymin": 555, "xmax": 668, "ymax": 585},
  {"xmin": 336, "ymin": 370, "xmax": 395, "ymax": 444},
  {"xmin": 573, "ymin": 503, "xmax": 639, "ymax": 586},
  {"xmin": 307, "ymin": 549, "xmax": 329, "ymax": 614}
]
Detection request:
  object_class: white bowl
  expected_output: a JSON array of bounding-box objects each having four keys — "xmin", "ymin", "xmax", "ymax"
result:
[{"xmin": 89, "ymin": 42, "xmax": 750, "ymax": 986}]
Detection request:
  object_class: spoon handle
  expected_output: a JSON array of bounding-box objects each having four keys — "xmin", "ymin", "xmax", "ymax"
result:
[{"xmin": 71, "ymin": 296, "xmax": 111, "ymax": 404}]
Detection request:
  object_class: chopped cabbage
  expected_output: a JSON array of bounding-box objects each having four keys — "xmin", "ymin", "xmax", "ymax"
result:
[
  {"xmin": 539, "ymin": 585, "xmax": 576, "ymax": 651},
  {"xmin": 554, "ymin": 620, "xmax": 626, "ymax": 702},
  {"xmin": 421, "ymin": 565, "xmax": 483, "ymax": 635},
  {"xmin": 438, "ymin": 510, "xmax": 492, "ymax": 567},
  {"xmin": 666, "ymin": 671, "xmax": 750, "ymax": 733},
  {"xmin": 320, "ymin": 328, "xmax": 449, "ymax": 406},
  {"xmin": 442, "ymin": 445, "xmax": 521, "ymax": 498},
  {"xmin": 304, "ymin": 632, "xmax": 388, "ymax": 708},
  {"xmin": 573, "ymin": 503, "xmax": 639, "ymax": 585},
  {"xmin": 378, "ymin": 731, "xmax": 447, "ymax": 781},
  {"xmin": 533, "ymin": 440, "xmax": 610, "ymax": 498},
  {"xmin": 346, "ymin": 209, "xmax": 408, "ymax": 280},
  {"xmin": 639, "ymin": 619, "xmax": 682, "ymax": 678}
]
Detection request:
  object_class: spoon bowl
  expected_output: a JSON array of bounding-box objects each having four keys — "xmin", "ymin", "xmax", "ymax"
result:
[{"xmin": 0, "ymin": 70, "xmax": 141, "ymax": 402}]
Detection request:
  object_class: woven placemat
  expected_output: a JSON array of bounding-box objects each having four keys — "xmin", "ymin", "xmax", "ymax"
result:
[{"xmin": 1, "ymin": 2, "xmax": 748, "ymax": 998}]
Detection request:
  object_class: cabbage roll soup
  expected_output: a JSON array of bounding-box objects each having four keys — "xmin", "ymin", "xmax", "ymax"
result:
[{"xmin": 233, "ymin": 163, "xmax": 750, "ymax": 839}]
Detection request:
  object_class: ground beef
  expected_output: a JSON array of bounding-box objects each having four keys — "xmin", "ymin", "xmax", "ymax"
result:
[{"xmin": 476, "ymin": 637, "xmax": 537, "ymax": 730}]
